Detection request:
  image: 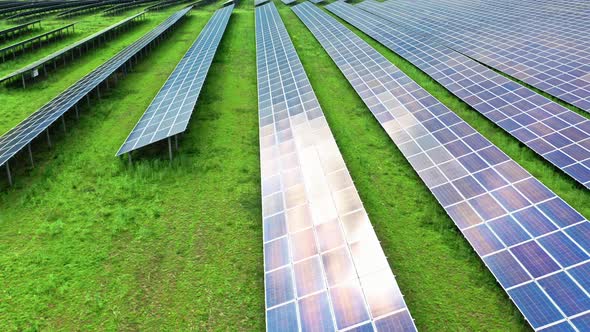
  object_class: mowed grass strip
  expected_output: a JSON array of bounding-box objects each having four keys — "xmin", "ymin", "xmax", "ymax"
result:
[{"xmin": 0, "ymin": 3, "xmax": 264, "ymax": 331}]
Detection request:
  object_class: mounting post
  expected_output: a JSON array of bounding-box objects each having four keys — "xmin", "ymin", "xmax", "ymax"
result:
[
  {"xmin": 46, "ymin": 129, "xmax": 51, "ymax": 149},
  {"xmin": 28, "ymin": 143, "xmax": 34, "ymax": 167},
  {"xmin": 5, "ymin": 162, "xmax": 12, "ymax": 187}
]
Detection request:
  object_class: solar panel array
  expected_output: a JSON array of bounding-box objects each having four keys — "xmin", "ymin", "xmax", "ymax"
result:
[
  {"xmin": 292, "ymin": 2, "xmax": 590, "ymax": 331},
  {"xmin": 0, "ymin": 20, "xmax": 41, "ymax": 41},
  {"xmin": 0, "ymin": 23, "xmax": 76, "ymax": 62},
  {"xmin": 368, "ymin": 0, "xmax": 590, "ymax": 113},
  {"xmin": 0, "ymin": 7, "xmax": 192, "ymax": 169},
  {"xmin": 326, "ymin": 2, "xmax": 590, "ymax": 190},
  {"xmin": 103, "ymin": 0, "xmax": 156, "ymax": 15},
  {"xmin": 6, "ymin": 1, "xmax": 93, "ymax": 20},
  {"xmin": 117, "ymin": 5, "xmax": 233, "ymax": 156},
  {"xmin": 257, "ymin": 3, "xmax": 416, "ymax": 331},
  {"xmin": 0, "ymin": 12, "xmax": 145, "ymax": 86},
  {"xmin": 57, "ymin": 1, "xmax": 117, "ymax": 18}
]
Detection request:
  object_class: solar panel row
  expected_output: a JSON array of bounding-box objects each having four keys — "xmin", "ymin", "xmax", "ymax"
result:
[
  {"xmin": 57, "ymin": 1, "xmax": 118, "ymax": 18},
  {"xmin": 0, "ymin": 19, "xmax": 42, "ymax": 41},
  {"xmin": 0, "ymin": 1, "xmax": 61, "ymax": 16},
  {"xmin": 327, "ymin": 2, "xmax": 590, "ymax": 189},
  {"xmin": 255, "ymin": 0, "xmax": 270, "ymax": 7},
  {"xmin": 145, "ymin": 0, "xmax": 193, "ymax": 12},
  {"xmin": 6, "ymin": 1, "xmax": 93, "ymax": 20},
  {"xmin": 0, "ymin": 12, "xmax": 145, "ymax": 87},
  {"xmin": 117, "ymin": 5, "xmax": 234, "ymax": 156},
  {"xmin": 256, "ymin": 3, "xmax": 417, "ymax": 331},
  {"xmin": 0, "ymin": 23, "xmax": 76, "ymax": 62},
  {"xmin": 0, "ymin": 7, "xmax": 192, "ymax": 171},
  {"xmin": 103, "ymin": 0, "xmax": 156, "ymax": 16},
  {"xmin": 370, "ymin": 0, "xmax": 590, "ymax": 113},
  {"xmin": 292, "ymin": 2, "xmax": 590, "ymax": 331}
]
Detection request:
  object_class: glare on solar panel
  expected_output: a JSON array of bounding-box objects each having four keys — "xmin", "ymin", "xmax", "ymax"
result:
[
  {"xmin": 256, "ymin": 3, "xmax": 416, "ymax": 331},
  {"xmin": 292, "ymin": 2, "xmax": 590, "ymax": 331}
]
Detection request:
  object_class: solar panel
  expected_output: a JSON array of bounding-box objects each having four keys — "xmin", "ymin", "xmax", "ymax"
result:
[
  {"xmin": 281, "ymin": 0, "xmax": 296, "ymax": 5},
  {"xmin": 57, "ymin": 1, "xmax": 119, "ymax": 18},
  {"xmin": 103, "ymin": 0, "xmax": 157, "ymax": 16},
  {"xmin": 0, "ymin": 7, "xmax": 192, "ymax": 170},
  {"xmin": 309, "ymin": 0, "xmax": 324, "ymax": 4},
  {"xmin": 327, "ymin": 2, "xmax": 590, "ymax": 190},
  {"xmin": 116, "ymin": 5, "xmax": 234, "ymax": 156},
  {"xmin": 367, "ymin": 0, "xmax": 590, "ymax": 113},
  {"xmin": 255, "ymin": 0, "xmax": 269, "ymax": 6},
  {"xmin": 292, "ymin": 2, "xmax": 590, "ymax": 331},
  {"xmin": 0, "ymin": 23, "xmax": 76, "ymax": 62},
  {"xmin": 256, "ymin": 3, "xmax": 416, "ymax": 331},
  {"xmin": 0, "ymin": 12, "xmax": 145, "ymax": 87},
  {"xmin": 6, "ymin": 2, "xmax": 90, "ymax": 20},
  {"xmin": 0, "ymin": 19, "xmax": 41, "ymax": 41}
]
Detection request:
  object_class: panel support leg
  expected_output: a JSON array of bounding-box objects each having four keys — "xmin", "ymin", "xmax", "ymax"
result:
[
  {"xmin": 46, "ymin": 129, "xmax": 52, "ymax": 149},
  {"xmin": 5, "ymin": 162, "xmax": 12, "ymax": 187},
  {"xmin": 168, "ymin": 137, "xmax": 173, "ymax": 161},
  {"xmin": 28, "ymin": 144, "xmax": 34, "ymax": 168},
  {"xmin": 61, "ymin": 115, "xmax": 66, "ymax": 133},
  {"xmin": 175, "ymin": 135, "xmax": 178, "ymax": 150}
]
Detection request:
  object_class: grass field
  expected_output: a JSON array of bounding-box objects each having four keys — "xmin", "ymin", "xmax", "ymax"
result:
[{"xmin": 0, "ymin": 0, "xmax": 588, "ymax": 331}]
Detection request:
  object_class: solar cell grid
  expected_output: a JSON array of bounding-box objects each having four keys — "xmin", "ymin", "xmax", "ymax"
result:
[
  {"xmin": 256, "ymin": 3, "xmax": 416, "ymax": 331},
  {"xmin": 0, "ymin": 7, "xmax": 192, "ymax": 169},
  {"xmin": 370, "ymin": 0, "xmax": 590, "ymax": 112},
  {"xmin": 292, "ymin": 2, "xmax": 590, "ymax": 331},
  {"xmin": 327, "ymin": 2, "xmax": 590, "ymax": 189},
  {"xmin": 117, "ymin": 5, "xmax": 233, "ymax": 156}
]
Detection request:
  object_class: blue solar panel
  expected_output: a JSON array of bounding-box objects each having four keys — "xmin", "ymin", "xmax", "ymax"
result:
[
  {"xmin": 374, "ymin": 0, "xmax": 590, "ymax": 112},
  {"xmin": 327, "ymin": 1, "xmax": 590, "ymax": 190},
  {"xmin": 292, "ymin": 2, "xmax": 590, "ymax": 331},
  {"xmin": 117, "ymin": 5, "xmax": 234, "ymax": 156},
  {"xmin": 256, "ymin": 3, "xmax": 416, "ymax": 331},
  {"xmin": 0, "ymin": 7, "xmax": 192, "ymax": 170}
]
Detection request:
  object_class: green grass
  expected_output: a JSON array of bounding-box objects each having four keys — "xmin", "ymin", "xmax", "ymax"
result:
[{"xmin": 0, "ymin": 0, "xmax": 588, "ymax": 331}]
